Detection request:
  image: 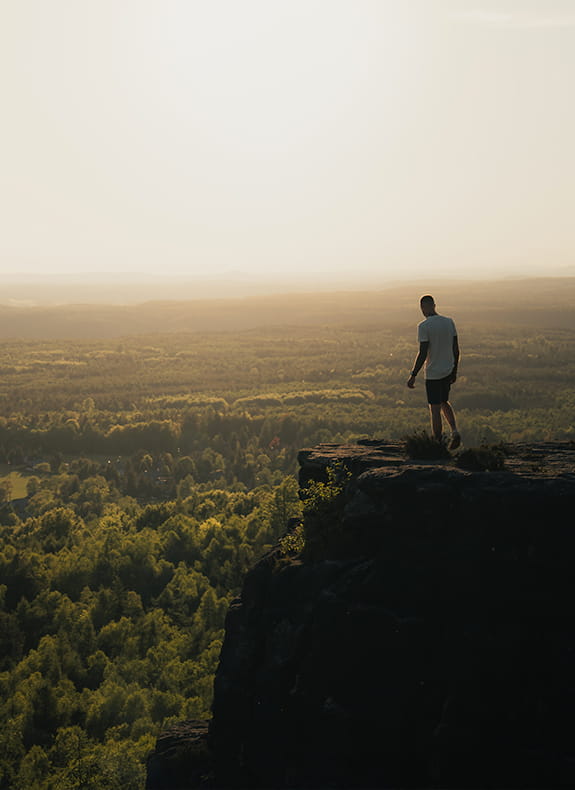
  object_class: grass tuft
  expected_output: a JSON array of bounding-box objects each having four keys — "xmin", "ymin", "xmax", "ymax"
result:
[
  {"xmin": 456, "ymin": 444, "xmax": 507, "ymax": 471},
  {"xmin": 403, "ymin": 430, "xmax": 451, "ymax": 460}
]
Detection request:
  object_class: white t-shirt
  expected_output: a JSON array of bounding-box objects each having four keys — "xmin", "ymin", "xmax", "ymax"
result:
[{"xmin": 417, "ymin": 314, "xmax": 457, "ymax": 380}]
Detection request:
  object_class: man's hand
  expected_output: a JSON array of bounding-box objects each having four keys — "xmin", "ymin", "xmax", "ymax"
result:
[{"xmin": 407, "ymin": 375, "xmax": 416, "ymax": 389}]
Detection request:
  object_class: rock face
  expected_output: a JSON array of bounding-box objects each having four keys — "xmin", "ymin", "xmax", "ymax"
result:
[
  {"xmin": 147, "ymin": 440, "xmax": 575, "ymax": 789},
  {"xmin": 146, "ymin": 721, "xmax": 211, "ymax": 789}
]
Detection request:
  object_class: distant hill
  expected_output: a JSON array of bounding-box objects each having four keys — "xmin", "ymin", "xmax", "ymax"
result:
[{"xmin": 0, "ymin": 277, "xmax": 574, "ymax": 339}]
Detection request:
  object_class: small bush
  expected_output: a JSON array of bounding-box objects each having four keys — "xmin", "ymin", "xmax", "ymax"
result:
[
  {"xmin": 301, "ymin": 465, "xmax": 350, "ymax": 559},
  {"xmin": 279, "ymin": 522, "xmax": 305, "ymax": 556},
  {"xmin": 403, "ymin": 430, "xmax": 451, "ymax": 460},
  {"xmin": 456, "ymin": 444, "xmax": 507, "ymax": 471},
  {"xmin": 302, "ymin": 465, "xmax": 349, "ymax": 515}
]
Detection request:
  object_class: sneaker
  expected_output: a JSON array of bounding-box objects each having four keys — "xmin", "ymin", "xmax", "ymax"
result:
[{"xmin": 449, "ymin": 432, "xmax": 461, "ymax": 451}]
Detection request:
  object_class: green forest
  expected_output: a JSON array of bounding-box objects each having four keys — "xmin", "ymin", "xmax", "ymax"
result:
[{"xmin": 1, "ymin": 283, "xmax": 574, "ymax": 788}]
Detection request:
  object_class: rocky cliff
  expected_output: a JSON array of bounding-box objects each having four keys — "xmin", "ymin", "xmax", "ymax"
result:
[{"xmin": 147, "ymin": 440, "xmax": 575, "ymax": 789}]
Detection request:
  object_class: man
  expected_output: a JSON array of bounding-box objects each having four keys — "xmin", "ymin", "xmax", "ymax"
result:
[{"xmin": 407, "ymin": 295, "xmax": 461, "ymax": 450}]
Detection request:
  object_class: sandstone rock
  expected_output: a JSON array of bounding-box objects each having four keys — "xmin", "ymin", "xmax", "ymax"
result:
[{"xmin": 148, "ymin": 441, "xmax": 575, "ymax": 789}]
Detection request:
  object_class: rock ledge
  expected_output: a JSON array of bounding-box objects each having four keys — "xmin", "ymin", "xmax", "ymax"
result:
[{"xmin": 147, "ymin": 441, "xmax": 575, "ymax": 789}]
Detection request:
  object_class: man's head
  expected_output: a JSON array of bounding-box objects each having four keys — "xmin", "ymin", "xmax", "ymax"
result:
[{"xmin": 420, "ymin": 295, "xmax": 436, "ymax": 317}]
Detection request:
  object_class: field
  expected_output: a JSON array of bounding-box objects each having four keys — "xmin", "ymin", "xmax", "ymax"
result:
[
  {"xmin": 0, "ymin": 279, "xmax": 574, "ymax": 789},
  {"xmin": 0, "ymin": 467, "xmax": 28, "ymax": 500}
]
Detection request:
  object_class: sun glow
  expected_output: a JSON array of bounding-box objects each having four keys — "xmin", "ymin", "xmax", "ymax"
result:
[{"xmin": 1, "ymin": 0, "xmax": 574, "ymax": 283}]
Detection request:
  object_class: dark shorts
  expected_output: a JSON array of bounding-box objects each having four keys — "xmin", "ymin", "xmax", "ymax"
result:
[{"xmin": 425, "ymin": 375, "xmax": 452, "ymax": 405}]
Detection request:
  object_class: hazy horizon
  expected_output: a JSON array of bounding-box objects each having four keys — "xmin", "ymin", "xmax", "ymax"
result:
[
  {"xmin": 2, "ymin": 0, "xmax": 574, "ymax": 287},
  {"xmin": 3, "ymin": 270, "xmax": 575, "ymax": 308}
]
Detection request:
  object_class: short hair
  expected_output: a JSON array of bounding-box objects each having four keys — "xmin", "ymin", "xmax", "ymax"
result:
[{"xmin": 420, "ymin": 295, "xmax": 435, "ymax": 307}]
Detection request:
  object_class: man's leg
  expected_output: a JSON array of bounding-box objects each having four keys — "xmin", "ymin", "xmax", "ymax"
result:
[
  {"xmin": 441, "ymin": 401, "xmax": 457, "ymax": 432},
  {"xmin": 429, "ymin": 404, "xmax": 443, "ymax": 440},
  {"xmin": 441, "ymin": 401, "xmax": 461, "ymax": 449}
]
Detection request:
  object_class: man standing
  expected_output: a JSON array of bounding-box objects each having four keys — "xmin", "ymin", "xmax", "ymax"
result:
[{"xmin": 407, "ymin": 295, "xmax": 461, "ymax": 449}]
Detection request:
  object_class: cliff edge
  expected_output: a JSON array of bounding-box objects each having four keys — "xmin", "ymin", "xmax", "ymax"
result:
[{"xmin": 147, "ymin": 440, "xmax": 575, "ymax": 789}]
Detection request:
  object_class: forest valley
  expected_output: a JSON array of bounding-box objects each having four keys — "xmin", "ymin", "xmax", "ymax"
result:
[{"xmin": 0, "ymin": 282, "xmax": 574, "ymax": 789}]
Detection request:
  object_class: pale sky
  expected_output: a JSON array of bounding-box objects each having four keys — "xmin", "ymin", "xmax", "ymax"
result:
[{"xmin": 2, "ymin": 0, "xmax": 574, "ymax": 288}]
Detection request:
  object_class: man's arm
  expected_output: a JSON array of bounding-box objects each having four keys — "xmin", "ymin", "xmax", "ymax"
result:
[
  {"xmin": 407, "ymin": 341, "xmax": 428, "ymax": 388},
  {"xmin": 451, "ymin": 336, "xmax": 460, "ymax": 382}
]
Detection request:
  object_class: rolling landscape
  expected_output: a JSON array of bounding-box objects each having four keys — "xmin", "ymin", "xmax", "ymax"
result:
[{"xmin": 0, "ymin": 278, "xmax": 574, "ymax": 788}]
